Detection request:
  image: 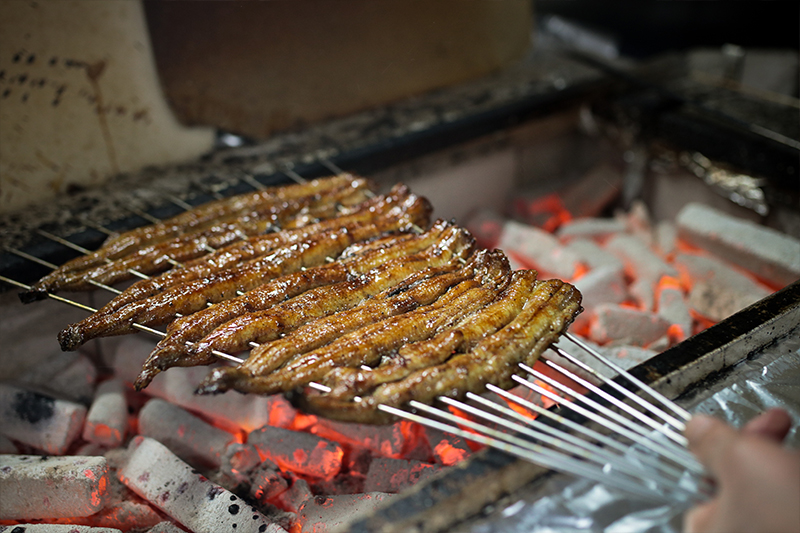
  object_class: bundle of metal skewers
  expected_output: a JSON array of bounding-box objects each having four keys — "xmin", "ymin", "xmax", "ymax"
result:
[{"xmin": 0, "ymin": 160, "xmax": 712, "ymax": 507}]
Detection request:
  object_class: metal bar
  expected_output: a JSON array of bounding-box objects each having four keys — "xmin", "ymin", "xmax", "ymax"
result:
[
  {"xmin": 282, "ymin": 165, "xmax": 308, "ymax": 184},
  {"xmin": 485, "ymin": 383, "xmax": 692, "ymax": 486},
  {"xmin": 517, "ymin": 365, "xmax": 703, "ymax": 475},
  {"xmin": 442, "ymin": 395, "xmax": 693, "ymax": 496},
  {"xmin": 394, "ymin": 401, "xmax": 670, "ymax": 502},
  {"xmin": 549, "ymin": 344, "xmax": 686, "ymax": 431},
  {"xmin": 320, "ymin": 158, "xmax": 346, "ymax": 176},
  {"xmin": 35, "ymin": 230, "xmax": 150, "ymax": 281},
  {"xmin": 543, "ymin": 358, "xmax": 688, "ymax": 446},
  {"xmin": 565, "ymin": 333, "xmax": 693, "ymax": 422}
]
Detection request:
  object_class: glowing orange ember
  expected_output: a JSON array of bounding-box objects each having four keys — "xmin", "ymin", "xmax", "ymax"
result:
[
  {"xmin": 526, "ymin": 193, "xmax": 573, "ymax": 232},
  {"xmin": 433, "ymin": 440, "xmax": 469, "ymax": 466}
]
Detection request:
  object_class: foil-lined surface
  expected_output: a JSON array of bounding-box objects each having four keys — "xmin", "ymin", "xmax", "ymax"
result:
[{"xmin": 461, "ymin": 328, "xmax": 800, "ymax": 533}]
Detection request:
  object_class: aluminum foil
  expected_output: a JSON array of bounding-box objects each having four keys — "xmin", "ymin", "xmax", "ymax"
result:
[{"xmin": 463, "ymin": 329, "xmax": 800, "ymax": 533}]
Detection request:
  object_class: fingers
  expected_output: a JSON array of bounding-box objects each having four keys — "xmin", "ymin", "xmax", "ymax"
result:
[
  {"xmin": 742, "ymin": 408, "xmax": 792, "ymax": 442},
  {"xmin": 684, "ymin": 414, "xmax": 738, "ymax": 477},
  {"xmin": 683, "ymin": 500, "xmax": 718, "ymax": 533}
]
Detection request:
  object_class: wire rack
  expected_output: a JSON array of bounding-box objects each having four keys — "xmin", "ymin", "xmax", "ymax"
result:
[{"xmin": 0, "ymin": 158, "xmax": 712, "ymax": 506}]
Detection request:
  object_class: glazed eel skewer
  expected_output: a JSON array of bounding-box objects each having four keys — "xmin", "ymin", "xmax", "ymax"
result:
[{"xmin": 59, "ymin": 187, "xmax": 431, "ymax": 350}]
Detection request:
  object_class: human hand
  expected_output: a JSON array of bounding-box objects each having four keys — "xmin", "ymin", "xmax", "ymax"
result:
[{"xmin": 683, "ymin": 408, "xmax": 800, "ymax": 533}]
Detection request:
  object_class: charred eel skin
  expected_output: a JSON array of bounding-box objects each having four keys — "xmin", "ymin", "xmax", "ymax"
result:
[
  {"xmin": 26, "ymin": 176, "xmax": 373, "ymax": 295},
  {"xmin": 135, "ymin": 221, "xmax": 472, "ymax": 388},
  {"xmin": 196, "ymin": 249, "xmax": 511, "ymax": 396},
  {"xmin": 58, "ymin": 190, "xmax": 431, "ymax": 351},
  {"xmin": 297, "ymin": 278, "xmax": 582, "ymax": 424}
]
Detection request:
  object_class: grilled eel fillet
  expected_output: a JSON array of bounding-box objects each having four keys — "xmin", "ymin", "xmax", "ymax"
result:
[
  {"xmin": 36, "ymin": 174, "xmax": 362, "ymax": 277},
  {"xmin": 139, "ymin": 219, "xmax": 471, "ymax": 382},
  {"xmin": 59, "ymin": 186, "xmax": 431, "ymax": 350},
  {"xmin": 183, "ymin": 224, "xmax": 475, "ymax": 360},
  {"xmin": 25, "ymin": 176, "xmax": 374, "ymax": 296},
  {"xmin": 58, "ymin": 184, "xmax": 420, "ymax": 321},
  {"xmin": 196, "ymin": 249, "xmax": 511, "ymax": 396},
  {"xmin": 297, "ymin": 277, "xmax": 582, "ymax": 424},
  {"xmin": 58, "ymin": 190, "xmax": 431, "ymax": 351},
  {"xmin": 323, "ymin": 268, "xmax": 540, "ymax": 399}
]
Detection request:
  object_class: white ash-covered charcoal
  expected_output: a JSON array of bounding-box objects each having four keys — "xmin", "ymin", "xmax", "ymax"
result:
[
  {"xmin": 563, "ymin": 238, "xmax": 624, "ymax": 272},
  {"xmin": 676, "ymin": 202, "xmax": 800, "ymax": 286},
  {"xmin": 92, "ymin": 448, "xmax": 164, "ymax": 531},
  {"xmin": 422, "ymin": 428, "xmax": 473, "ymax": 466},
  {"xmin": 114, "ymin": 336, "xmax": 273, "ymax": 432},
  {"xmin": 604, "ymin": 345, "xmax": 659, "ymax": 370},
  {"xmin": 296, "ymin": 492, "xmax": 395, "ymax": 533},
  {"xmin": 605, "ymin": 233, "xmax": 677, "ymax": 281},
  {"xmin": 0, "ymin": 383, "xmax": 86, "ymax": 455},
  {"xmin": 657, "ymin": 281, "xmax": 693, "ymax": 342},
  {"xmin": 16, "ymin": 351, "xmax": 98, "ymax": 405},
  {"xmin": 145, "ymin": 523, "xmax": 185, "ymax": 533},
  {"xmin": 619, "ymin": 199, "xmax": 654, "ymax": 246},
  {"xmin": 75, "ymin": 442, "xmax": 109, "ymax": 456},
  {"xmin": 589, "ymin": 303, "xmax": 671, "ymax": 347},
  {"xmin": 219, "ymin": 442, "xmax": 262, "ymax": 488},
  {"xmin": 311, "ymin": 418, "xmax": 410, "ymax": 458},
  {"xmin": 118, "ymin": 436, "xmax": 284, "ymax": 533},
  {"xmin": 674, "ymin": 253, "xmax": 772, "ymax": 322},
  {"xmin": 605, "ymin": 233, "xmax": 678, "ymax": 310},
  {"xmin": 272, "ymin": 474, "xmax": 313, "ymax": 513},
  {"xmin": 248, "ymin": 426, "xmax": 343, "ymax": 480},
  {"xmin": 498, "ymin": 220, "xmax": 582, "ymax": 278},
  {"xmin": 85, "ymin": 500, "xmax": 164, "ymax": 532},
  {"xmin": 556, "ymin": 218, "xmax": 627, "ymax": 241},
  {"xmin": 83, "ymin": 379, "xmax": 128, "ymax": 448},
  {"xmin": 571, "ymin": 265, "xmax": 628, "ymax": 331},
  {"xmin": 628, "ymin": 278, "xmax": 656, "ymax": 312},
  {"xmin": 364, "ymin": 457, "xmax": 442, "ymax": 493},
  {"xmin": 0, "ymin": 435, "xmax": 17, "ymax": 454},
  {"xmin": 655, "ymin": 220, "xmax": 678, "ymax": 257},
  {"xmin": 138, "ymin": 398, "xmax": 237, "ymax": 470},
  {"xmin": 0, "ymin": 454, "xmax": 109, "ymax": 520},
  {"xmin": 248, "ymin": 462, "xmax": 289, "ymax": 504},
  {"xmin": 0, "ymin": 526, "xmax": 122, "ymax": 533}
]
